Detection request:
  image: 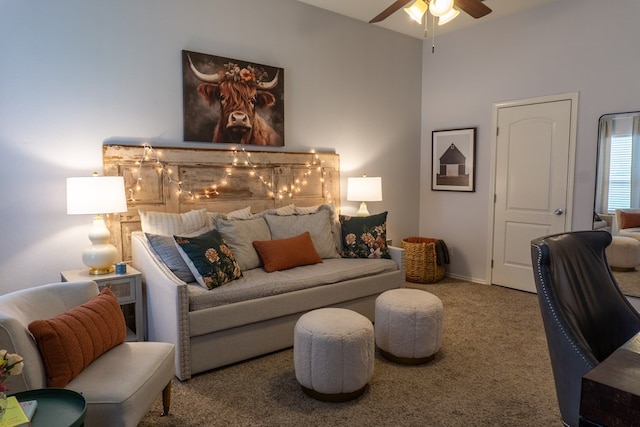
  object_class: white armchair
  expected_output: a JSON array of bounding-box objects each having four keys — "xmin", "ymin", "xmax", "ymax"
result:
[
  {"xmin": 0, "ymin": 281, "xmax": 175, "ymax": 427},
  {"xmin": 613, "ymin": 208, "xmax": 640, "ymax": 240}
]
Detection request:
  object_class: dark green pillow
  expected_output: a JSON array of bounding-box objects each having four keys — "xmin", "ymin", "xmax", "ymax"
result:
[
  {"xmin": 174, "ymin": 229, "xmax": 242, "ymax": 289},
  {"xmin": 339, "ymin": 211, "xmax": 390, "ymax": 259}
]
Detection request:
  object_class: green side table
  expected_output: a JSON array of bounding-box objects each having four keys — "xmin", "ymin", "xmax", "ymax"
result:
[{"xmin": 11, "ymin": 388, "xmax": 86, "ymax": 427}]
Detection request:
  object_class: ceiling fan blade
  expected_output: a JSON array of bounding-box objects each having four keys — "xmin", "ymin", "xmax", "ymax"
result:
[
  {"xmin": 369, "ymin": 0, "xmax": 413, "ymax": 23},
  {"xmin": 455, "ymin": 0, "xmax": 492, "ymax": 19}
]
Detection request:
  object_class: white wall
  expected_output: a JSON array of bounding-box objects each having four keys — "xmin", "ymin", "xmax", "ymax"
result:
[
  {"xmin": 0, "ymin": 0, "xmax": 423, "ymax": 292},
  {"xmin": 419, "ymin": 0, "xmax": 640, "ymax": 282}
]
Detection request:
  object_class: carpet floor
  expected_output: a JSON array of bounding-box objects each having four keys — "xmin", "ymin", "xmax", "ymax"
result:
[
  {"xmin": 612, "ymin": 268, "xmax": 640, "ymax": 298},
  {"xmin": 139, "ymin": 279, "xmax": 561, "ymax": 426}
]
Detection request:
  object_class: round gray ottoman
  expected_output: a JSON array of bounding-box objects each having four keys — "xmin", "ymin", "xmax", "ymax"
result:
[
  {"xmin": 294, "ymin": 308, "xmax": 374, "ymax": 402},
  {"xmin": 606, "ymin": 235, "xmax": 640, "ymax": 271},
  {"xmin": 375, "ymin": 288, "xmax": 443, "ymax": 364}
]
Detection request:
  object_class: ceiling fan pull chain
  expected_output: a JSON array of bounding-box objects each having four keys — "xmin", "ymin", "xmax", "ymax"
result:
[
  {"xmin": 432, "ymin": 15, "xmax": 436, "ymax": 53},
  {"xmin": 424, "ymin": 11, "xmax": 428, "ymax": 38}
]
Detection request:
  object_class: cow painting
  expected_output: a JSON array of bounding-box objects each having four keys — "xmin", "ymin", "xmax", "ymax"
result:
[{"xmin": 182, "ymin": 50, "xmax": 284, "ymax": 146}]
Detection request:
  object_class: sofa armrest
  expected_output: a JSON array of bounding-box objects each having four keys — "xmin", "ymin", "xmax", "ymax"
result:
[
  {"xmin": 388, "ymin": 246, "xmax": 406, "ymax": 279},
  {"xmin": 613, "ymin": 209, "xmax": 622, "ymax": 235},
  {"xmin": 131, "ymin": 232, "xmax": 192, "ymax": 380}
]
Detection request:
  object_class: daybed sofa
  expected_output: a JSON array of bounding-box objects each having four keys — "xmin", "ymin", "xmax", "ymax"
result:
[{"xmin": 132, "ymin": 204, "xmax": 405, "ymax": 380}]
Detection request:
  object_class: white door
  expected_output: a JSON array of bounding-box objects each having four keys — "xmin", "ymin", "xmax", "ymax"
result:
[{"xmin": 489, "ymin": 94, "xmax": 577, "ymax": 292}]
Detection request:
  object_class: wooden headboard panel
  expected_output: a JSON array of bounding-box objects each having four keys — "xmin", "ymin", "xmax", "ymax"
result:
[{"xmin": 103, "ymin": 144, "xmax": 340, "ymax": 262}]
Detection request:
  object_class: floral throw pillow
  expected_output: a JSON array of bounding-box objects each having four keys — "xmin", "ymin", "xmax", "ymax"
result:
[
  {"xmin": 339, "ymin": 211, "xmax": 390, "ymax": 259},
  {"xmin": 174, "ymin": 229, "xmax": 242, "ymax": 289}
]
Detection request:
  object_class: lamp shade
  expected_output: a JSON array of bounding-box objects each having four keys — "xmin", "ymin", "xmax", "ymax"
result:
[
  {"xmin": 347, "ymin": 176, "xmax": 382, "ymax": 217},
  {"xmin": 428, "ymin": 0, "xmax": 454, "ymax": 17},
  {"xmin": 67, "ymin": 176, "xmax": 128, "ymax": 215},
  {"xmin": 438, "ymin": 7, "xmax": 459, "ymax": 25},
  {"xmin": 404, "ymin": 0, "xmax": 428, "ymax": 23},
  {"xmin": 347, "ymin": 176, "xmax": 383, "ymax": 202}
]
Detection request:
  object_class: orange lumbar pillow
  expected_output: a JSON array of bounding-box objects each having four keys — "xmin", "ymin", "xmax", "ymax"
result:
[
  {"xmin": 28, "ymin": 287, "xmax": 126, "ymax": 387},
  {"xmin": 252, "ymin": 232, "xmax": 323, "ymax": 273},
  {"xmin": 619, "ymin": 211, "xmax": 640, "ymax": 230}
]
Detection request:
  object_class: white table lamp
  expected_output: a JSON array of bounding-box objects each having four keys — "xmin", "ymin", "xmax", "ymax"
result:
[
  {"xmin": 67, "ymin": 174, "xmax": 128, "ymax": 274},
  {"xmin": 347, "ymin": 175, "xmax": 382, "ymax": 216}
]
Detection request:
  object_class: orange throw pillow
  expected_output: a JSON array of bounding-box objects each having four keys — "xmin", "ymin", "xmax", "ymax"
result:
[
  {"xmin": 619, "ymin": 211, "xmax": 640, "ymax": 230},
  {"xmin": 28, "ymin": 287, "xmax": 126, "ymax": 387},
  {"xmin": 253, "ymin": 232, "xmax": 323, "ymax": 273}
]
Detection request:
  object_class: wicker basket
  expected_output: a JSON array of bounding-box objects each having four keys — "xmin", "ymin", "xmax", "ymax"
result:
[{"xmin": 401, "ymin": 237, "xmax": 446, "ymax": 283}]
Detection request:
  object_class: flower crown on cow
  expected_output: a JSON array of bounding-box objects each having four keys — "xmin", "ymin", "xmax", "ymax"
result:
[
  {"xmin": 187, "ymin": 54, "xmax": 279, "ymax": 91},
  {"xmin": 219, "ymin": 62, "xmax": 269, "ymax": 86}
]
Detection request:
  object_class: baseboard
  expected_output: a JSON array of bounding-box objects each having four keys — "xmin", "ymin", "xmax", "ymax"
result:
[{"xmin": 445, "ymin": 272, "xmax": 487, "ymax": 285}]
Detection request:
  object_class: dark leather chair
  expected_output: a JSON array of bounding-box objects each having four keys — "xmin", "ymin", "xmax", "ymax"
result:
[{"xmin": 530, "ymin": 230, "xmax": 640, "ymax": 427}]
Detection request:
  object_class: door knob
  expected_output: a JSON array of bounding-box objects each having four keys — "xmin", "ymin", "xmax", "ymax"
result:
[{"xmin": 554, "ymin": 208, "xmax": 564, "ymax": 215}]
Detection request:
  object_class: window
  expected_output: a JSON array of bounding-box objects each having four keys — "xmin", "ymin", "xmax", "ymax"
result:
[
  {"xmin": 595, "ymin": 112, "xmax": 640, "ymax": 215},
  {"xmin": 607, "ymin": 133, "xmax": 632, "ymax": 212}
]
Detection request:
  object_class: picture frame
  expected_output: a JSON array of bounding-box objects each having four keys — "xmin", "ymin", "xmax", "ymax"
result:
[
  {"xmin": 182, "ymin": 49, "xmax": 285, "ymax": 146},
  {"xmin": 432, "ymin": 127, "xmax": 476, "ymax": 192}
]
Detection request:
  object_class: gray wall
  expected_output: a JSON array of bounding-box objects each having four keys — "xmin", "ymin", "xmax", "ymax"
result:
[
  {"xmin": 3, "ymin": 0, "xmax": 638, "ymax": 292},
  {"xmin": 0, "ymin": 0, "xmax": 422, "ymax": 292},
  {"xmin": 420, "ymin": 0, "xmax": 640, "ymax": 282}
]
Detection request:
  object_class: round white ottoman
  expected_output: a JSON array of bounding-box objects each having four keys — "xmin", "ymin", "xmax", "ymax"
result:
[
  {"xmin": 375, "ymin": 288, "xmax": 443, "ymax": 364},
  {"xmin": 606, "ymin": 235, "xmax": 640, "ymax": 271},
  {"xmin": 294, "ymin": 308, "xmax": 374, "ymax": 402}
]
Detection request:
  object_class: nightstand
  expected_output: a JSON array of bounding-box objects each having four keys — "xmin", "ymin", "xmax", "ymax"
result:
[{"xmin": 60, "ymin": 266, "xmax": 144, "ymax": 342}]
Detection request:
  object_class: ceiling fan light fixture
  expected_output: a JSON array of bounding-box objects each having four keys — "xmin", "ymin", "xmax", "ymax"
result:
[
  {"xmin": 428, "ymin": 0, "xmax": 454, "ymax": 17},
  {"xmin": 438, "ymin": 7, "xmax": 459, "ymax": 25},
  {"xmin": 404, "ymin": 0, "xmax": 428, "ymax": 23}
]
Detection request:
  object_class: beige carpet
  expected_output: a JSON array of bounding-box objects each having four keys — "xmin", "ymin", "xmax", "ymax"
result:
[
  {"xmin": 612, "ymin": 268, "xmax": 640, "ymax": 298},
  {"xmin": 139, "ymin": 279, "xmax": 560, "ymax": 426}
]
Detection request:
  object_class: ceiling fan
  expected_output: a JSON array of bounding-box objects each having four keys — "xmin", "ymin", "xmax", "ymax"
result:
[{"xmin": 370, "ymin": 0, "xmax": 492, "ymax": 24}]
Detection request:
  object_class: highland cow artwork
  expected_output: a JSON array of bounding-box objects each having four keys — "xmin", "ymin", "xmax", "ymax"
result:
[{"xmin": 183, "ymin": 50, "xmax": 284, "ymax": 145}]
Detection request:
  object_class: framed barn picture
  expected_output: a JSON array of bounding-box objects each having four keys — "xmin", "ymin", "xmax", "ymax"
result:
[
  {"xmin": 432, "ymin": 127, "xmax": 476, "ymax": 192},
  {"xmin": 182, "ymin": 50, "xmax": 285, "ymax": 146}
]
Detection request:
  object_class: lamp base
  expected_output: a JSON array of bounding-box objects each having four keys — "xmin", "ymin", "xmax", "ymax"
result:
[
  {"xmin": 88, "ymin": 266, "xmax": 115, "ymax": 275},
  {"xmin": 82, "ymin": 216, "xmax": 119, "ymax": 275},
  {"xmin": 356, "ymin": 202, "xmax": 371, "ymax": 217}
]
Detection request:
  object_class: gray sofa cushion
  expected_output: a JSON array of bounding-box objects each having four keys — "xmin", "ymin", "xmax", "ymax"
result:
[
  {"xmin": 264, "ymin": 205, "xmax": 340, "ymax": 259},
  {"xmin": 188, "ymin": 257, "xmax": 398, "ymax": 311},
  {"xmin": 216, "ymin": 216, "xmax": 271, "ymax": 271}
]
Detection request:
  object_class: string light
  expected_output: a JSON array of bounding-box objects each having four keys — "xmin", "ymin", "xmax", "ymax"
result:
[
  {"xmin": 127, "ymin": 144, "xmax": 330, "ymax": 202},
  {"xmin": 128, "ymin": 144, "xmax": 195, "ymax": 201}
]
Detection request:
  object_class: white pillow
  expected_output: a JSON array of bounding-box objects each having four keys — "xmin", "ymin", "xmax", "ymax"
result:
[
  {"xmin": 139, "ymin": 209, "xmax": 210, "ymax": 236},
  {"xmin": 264, "ymin": 205, "xmax": 340, "ymax": 259},
  {"xmin": 226, "ymin": 206, "xmax": 252, "ymax": 220}
]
